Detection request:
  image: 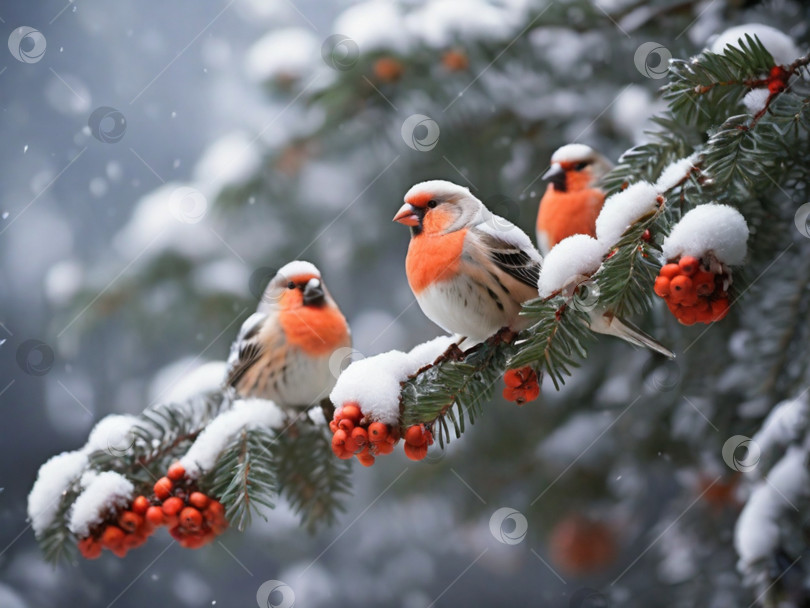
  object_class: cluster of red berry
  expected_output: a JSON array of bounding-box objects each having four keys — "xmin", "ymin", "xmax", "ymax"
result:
[
  {"xmin": 148, "ymin": 462, "xmax": 228, "ymax": 549},
  {"xmin": 330, "ymin": 403, "xmax": 437, "ymax": 465},
  {"xmin": 77, "ymin": 497, "xmax": 156, "ymax": 559},
  {"xmin": 653, "ymin": 256, "xmax": 730, "ymax": 325},
  {"xmin": 330, "ymin": 403, "xmax": 401, "ymax": 466},
  {"xmin": 502, "ymin": 367, "xmax": 540, "ymax": 405},
  {"xmin": 402, "ymin": 423, "xmax": 433, "ymax": 461},
  {"xmin": 77, "ymin": 463, "xmax": 228, "ymax": 559}
]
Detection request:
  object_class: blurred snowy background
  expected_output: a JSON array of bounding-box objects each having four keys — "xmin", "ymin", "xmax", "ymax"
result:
[{"xmin": 2, "ymin": 0, "xmax": 807, "ymax": 607}]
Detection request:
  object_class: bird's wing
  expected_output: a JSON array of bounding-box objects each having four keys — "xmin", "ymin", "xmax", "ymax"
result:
[
  {"xmin": 473, "ymin": 215, "xmax": 542, "ymax": 289},
  {"xmin": 225, "ymin": 311, "xmax": 278, "ymax": 388}
]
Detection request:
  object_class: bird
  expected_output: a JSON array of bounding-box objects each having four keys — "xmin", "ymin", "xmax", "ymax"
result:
[
  {"xmin": 225, "ymin": 260, "xmax": 351, "ymax": 407},
  {"xmin": 535, "ymin": 143, "xmax": 612, "ymax": 255},
  {"xmin": 393, "ymin": 180, "xmax": 542, "ymax": 343}
]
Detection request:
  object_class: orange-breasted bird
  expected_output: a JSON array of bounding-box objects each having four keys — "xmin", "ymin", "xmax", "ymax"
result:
[
  {"xmin": 225, "ymin": 261, "xmax": 351, "ymax": 407},
  {"xmin": 393, "ymin": 180, "xmax": 542, "ymax": 342},
  {"xmin": 536, "ymin": 144, "xmax": 612, "ymax": 255}
]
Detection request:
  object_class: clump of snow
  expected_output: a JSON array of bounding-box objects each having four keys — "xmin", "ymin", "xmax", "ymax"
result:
[
  {"xmin": 180, "ymin": 399, "xmax": 284, "ymax": 477},
  {"xmin": 751, "ymin": 395, "xmax": 809, "ymax": 468},
  {"xmin": 334, "ymin": 1, "xmax": 411, "ymax": 53},
  {"xmin": 193, "ymin": 131, "xmax": 261, "ymax": 196},
  {"xmin": 735, "ymin": 446, "xmax": 809, "ymax": 569},
  {"xmin": 550, "ymin": 143, "xmax": 594, "ymax": 164},
  {"xmin": 595, "ymin": 181, "xmax": 660, "ymax": 246},
  {"xmin": 331, "ymin": 350, "xmax": 414, "ymax": 425},
  {"xmin": 27, "ymin": 451, "xmax": 88, "ymax": 536},
  {"xmin": 537, "ymin": 235, "xmax": 609, "ymax": 298},
  {"xmin": 245, "ymin": 28, "xmax": 320, "ymax": 83},
  {"xmin": 661, "ymin": 204, "xmax": 748, "ymax": 265},
  {"xmin": 710, "ymin": 23, "xmax": 799, "ymax": 66},
  {"xmin": 408, "ymin": 336, "xmax": 456, "ymax": 369},
  {"xmin": 83, "ymin": 415, "xmax": 140, "ymax": 455},
  {"xmin": 655, "ymin": 155, "xmax": 699, "ymax": 192},
  {"xmin": 404, "ymin": 0, "xmax": 520, "ymax": 48},
  {"xmin": 742, "ymin": 88, "xmax": 771, "ymax": 115},
  {"xmin": 112, "ymin": 181, "xmax": 219, "ymax": 260},
  {"xmin": 44, "ymin": 259, "xmax": 83, "ymax": 306},
  {"xmin": 67, "ymin": 471, "xmax": 134, "ymax": 537}
]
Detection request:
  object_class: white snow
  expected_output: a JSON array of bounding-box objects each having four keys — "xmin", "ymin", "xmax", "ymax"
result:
[
  {"xmin": 180, "ymin": 398, "xmax": 285, "ymax": 477},
  {"xmin": 407, "ymin": 335, "xmax": 456, "ymax": 369},
  {"xmin": 735, "ymin": 446, "xmax": 810, "ymax": 568},
  {"xmin": 330, "ymin": 350, "xmax": 414, "ymax": 425},
  {"xmin": 751, "ymin": 395, "xmax": 809, "ymax": 464},
  {"xmin": 550, "ymin": 143, "xmax": 594, "ymax": 164},
  {"xmin": 334, "ymin": 1, "xmax": 411, "ymax": 54},
  {"xmin": 537, "ymin": 235, "xmax": 609, "ymax": 298},
  {"xmin": 655, "ymin": 155, "xmax": 699, "ymax": 192},
  {"xmin": 193, "ymin": 131, "xmax": 262, "ymax": 196},
  {"xmin": 595, "ymin": 181, "xmax": 660, "ymax": 245},
  {"xmin": 742, "ymin": 88, "xmax": 771, "ymax": 115},
  {"xmin": 83, "ymin": 414, "xmax": 140, "ymax": 455},
  {"xmin": 43, "ymin": 259, "xmax": 83, "ymax": 305},
  {"xmin": 405, "ymin": 0, "xmax": 520, "ymax": 48},
  {"xmin": 192, "ymin": 258, "xmax": 251, "ymax": 297},
  {"xmin": 112, "ymin": 181, "xmax": 219, "ymax": 260},
  {"xmin": 245, "ymin": 27, "xmax": 320, "ymax": 83},
  {"xmin": 710, "ymin": 23, "xmax": 799, "ymax": 66},
  {"xmin": 67, "ymin": 471, "xmax": 134, "ymax": 537},
  {"xmin": 661, "ymin": 204, "xmax": 748, "ymax": 265},
  {"xmin": 27, "ymin": 451, "xmax": 88, "ymax": 536}
]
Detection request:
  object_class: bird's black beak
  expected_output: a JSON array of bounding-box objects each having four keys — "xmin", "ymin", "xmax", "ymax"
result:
[
  {"xmin": 302, "ymin": 279, "xmax": 326, "ymax": 306},
  {"xmin": 542, "ymin": 163, "xmax": 567, "ymax": 192}
]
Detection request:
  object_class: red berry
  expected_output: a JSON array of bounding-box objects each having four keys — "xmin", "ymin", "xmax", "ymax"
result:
[
  {"xmin": 78, "ymin": 537, "xmax": 102, "ymax": 560},
  {"xmin": 162, "ymin": 496, "xmax": 185, "ymax": 516},
  {"xmin": 146, "ymin": 505, "xmax": 165, "ymax": 526},
  {"xmin": 669, "ymin": 276, "xmax": 693, "ymax": 303},
  {"xmin": 338, "ymin": 418, "xmax": 355, "ymax": 432},
  {"xmin": 356, "ymin": 448, "xmax": 375, "ymax": 467},
  {"xmin": 179, "ymin": 507, "xmax": 203, "ymax": 531},
  {"xmin": 403, "ymin": 442, "xmax": 429, "ymax": 461},
  {"xmin": 693, "ymin": 270, "xmax": 716, "ymax": 297},
  {"xmin": 351, "ymin": 426, "xmax": 368, "ymax": 448},
  {"xmin": 368, "ymin": 422, "xmax": 389, "ymax": 442},
  {"xmin": 660, "ymin": 263, "xmax": 681, "ymax": 279},
  {"xmin": 118, "ymin": 511, "xmax": 143, "ymax": 533},
  {"xmin": 653, "ymin": 276, "xmax": 671, "ymax": 298},
  {"xmin": 101, "ymin": 525, "xmax": 125, "ymax": 549},
  {"xmin": 374, "ymin": 440, "xmax": 395, "ymax": 455},
  {"xmin": 340, "ymin": 403, "xmax": 362, "ymax": 424},
  {"xmin": 405, "ymin": 425, "xmax": 427, "ymax": 447},
  {"xmin": 189, "ymin": 492, "xmax": 210, "ymax": 510},
  {"xmin": 167, "ymin": 462, "xmax": 186, "ymax": 481},
  {"xmin": 678, "ymin": 256, "xmax": 699, "ymax": 276},
  {"xmin": 132, "ymin": 495, "xmax": 150, "ymax": 515},
  {"xmin": 154, "ymin": 477, "xmax": 173, "ymax": 500}
]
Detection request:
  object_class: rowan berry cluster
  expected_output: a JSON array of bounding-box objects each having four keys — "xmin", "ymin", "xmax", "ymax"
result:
[{"xmin": 654, "ymin": 256, "xmax": 730, "ymax": 325}]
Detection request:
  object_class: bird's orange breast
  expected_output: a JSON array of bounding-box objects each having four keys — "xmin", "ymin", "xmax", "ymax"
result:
[
  {"xmin": 279, "ymin": 305, "xmax": 350, "ymax": 356},
  {"xmin": 405, "ymin": 228, "xmax": 467, "ymax": 294},
  {"xmin": 536, "ymin": 186, "xmax": 605, "ymax": 248}
]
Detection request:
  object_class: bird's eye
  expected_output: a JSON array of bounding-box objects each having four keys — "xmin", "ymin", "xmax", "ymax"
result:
[
  {"xmin": 574, "ymin": 162, "xmax": 589, "ymax": 171},
  {"xmin": 287, "ymin": 281, "xmax": 296, "ymax": 289},
  {"xmin": 427, "ymin": 200, "xmax": 438, "ymax": 208}
]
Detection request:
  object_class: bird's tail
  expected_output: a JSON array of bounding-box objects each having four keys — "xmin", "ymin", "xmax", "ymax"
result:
[{"xmin": 589, "ymin": 311, "xmax": 675, "ymax": 359}]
